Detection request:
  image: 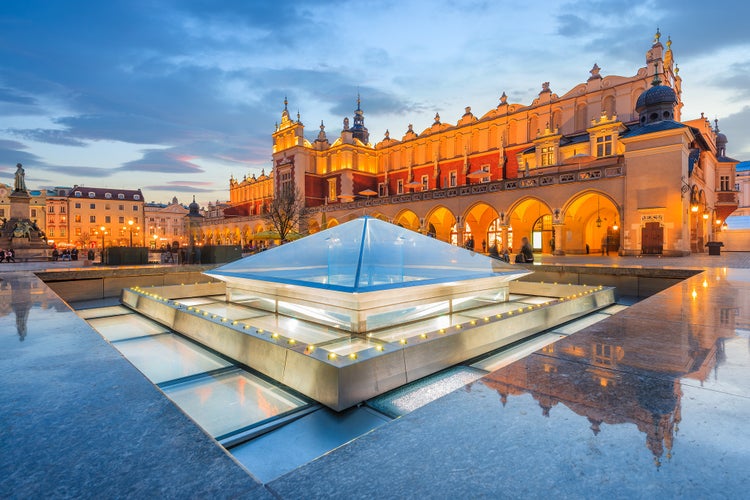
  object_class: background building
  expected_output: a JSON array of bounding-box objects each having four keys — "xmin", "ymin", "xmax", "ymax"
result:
[
  {"xmin": 204, "ymin": 30, "xmax": 740, "ymax": 256},
  {"xmin": 44, "ymin": 187, "xmax": 72, "ymax": 247},
  {"xmin": 67, "ymin": 186, "xmax": 144, "ymax": 249},
  {"xmin": 144, "ymin": 197, "xmax": 190, "ymax": 249},
  {"xmin": 0, "ymin": 183, "xmax": 48, "ymax": 234}
]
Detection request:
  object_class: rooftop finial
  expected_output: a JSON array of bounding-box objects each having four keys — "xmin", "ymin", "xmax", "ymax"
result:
[
  {"xmin": 654, "ymin": 27, "xmax": 661, "ymax": 44},
  {"xmin": 284, "ymin": 96, "xmax": 288, "ymax": 110},
  {"xmin": 666, "ymin": 35, "xmax": 672, "ymax": 51},
  {"xmin": 357, "ymin": 91, "xmax": 361, "ymax": 111},
  {"xmin": 714, "ymin": 118, "xmax": 719, "ymax": 133}
]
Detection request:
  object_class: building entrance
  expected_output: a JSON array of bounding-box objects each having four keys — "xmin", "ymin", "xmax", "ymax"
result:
[{"xmin": 641, "ymin": 222, "xmax": 663, "ymax": 255}]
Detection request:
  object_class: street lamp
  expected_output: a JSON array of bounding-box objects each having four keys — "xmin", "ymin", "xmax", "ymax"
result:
[
  {"xmin": 128, "ymin": 219, "xmax": 134, "ymax": 247},
  {"xmin": 99, "ymin": 226, "xmax": 106, "ymax": 249}
]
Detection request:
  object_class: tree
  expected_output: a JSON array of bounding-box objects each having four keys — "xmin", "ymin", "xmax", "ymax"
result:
[
  {"xmin": 262, "ymin": 185, "xmax": 306, "ymax": 242},
  {"xmin": 76, "ymin": 232, "xmax": 92, "ymax": 248}
]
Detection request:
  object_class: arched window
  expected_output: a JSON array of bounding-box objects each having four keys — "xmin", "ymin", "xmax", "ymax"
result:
[
  {"xmin": 575, "ymin": 103, "xmax": 587, "ymax": 131},
  {"xmin": 487, "ymin": 218, "xmax": 502, "ymax": 249},
  {"xmin": 602, "ymin": 95, "xmax": 616, "ymax": 118},
  {"xmin": 532, "ymin": 214, "xmax": 553, "ymax": 252}
]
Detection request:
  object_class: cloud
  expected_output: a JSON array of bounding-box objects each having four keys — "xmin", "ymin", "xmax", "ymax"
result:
[
  {"xmin": 556, "ymin": 14, "xmax": 591, "ymax": 37},
  {"xmin": 143, "ymin": 184, "xmax": 215, "ymax": 193},
  {"xmin": 712, "ymin": 61, "xmax": 750, "ymax": 100},
  {"xmin": 0, "ymin": 87, "xmax": 37, "ymax": 106},
  {"xmin": 0, "ymin": 140, "xmax": 46, "ymax": 169},
  {"xmin": 8, "ymin": 128, "xmax": 87, "ymax": 147},
  {"xmin": 41, "ymin": 165, "xmax": 117, "ymax": 178},
  {"xmin": 719, "ymin": 105, "xmax": 750, "ymax": 159},
  {"xmin": 119, "ymin": 149, "xmax": 205, "ymax": 174}
]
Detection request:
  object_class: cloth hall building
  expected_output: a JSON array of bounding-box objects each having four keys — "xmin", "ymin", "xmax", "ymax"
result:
[{"xmin": 202, "ymin": 31, "xmax": 740, "ymax": 256}]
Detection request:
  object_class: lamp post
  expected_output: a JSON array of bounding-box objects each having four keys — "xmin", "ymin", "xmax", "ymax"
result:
[
  {"xmin": 127, "ymin": 219, "xmax": 134, "ymax": 247},
  {"xmin": 99, "ymin": 226, "xmax": 106, "ymax": 264}
]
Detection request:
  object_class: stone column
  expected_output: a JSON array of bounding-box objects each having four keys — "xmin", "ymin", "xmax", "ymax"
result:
[
  {"xmin": 553, "ymin": 224, "xmax": 565, "ymax": 255},
  {"xmin": 500, "ymin": 224, "xmax": 510, "ymax": 252}
]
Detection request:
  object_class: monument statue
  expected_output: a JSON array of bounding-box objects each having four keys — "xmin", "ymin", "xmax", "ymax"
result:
[
  {"xmin": 14, "ymin": 163, "xmax": 27, "ymax": 192},
  {"xmin": 1, "ymin": 162, "xmax": 49, "ymax": 260}
]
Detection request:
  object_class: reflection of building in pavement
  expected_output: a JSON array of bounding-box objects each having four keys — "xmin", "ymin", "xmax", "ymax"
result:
[
  {"xmin": 0, "ymin": 277, "xmax": 66, "ymax": 341},
  {"xmin": 481, "ymin": 294, "xmax": 742, "ymax": 468}
]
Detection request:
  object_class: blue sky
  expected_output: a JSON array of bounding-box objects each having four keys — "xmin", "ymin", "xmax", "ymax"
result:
[{"xmin": 2, "ymin": 0, "xmax": 749, "ymax": 206}]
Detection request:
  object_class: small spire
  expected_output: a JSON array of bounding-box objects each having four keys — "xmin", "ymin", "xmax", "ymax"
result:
[
  {"xmin": 651, "ymin": 62, "xmax": 662, "ymax": 86},
  {"xmin": 714, "ymin": 118, "xmax": 720, "ymax": 133},
  {"xmin": 499, "ymin": 91, "xmax": 507, "ymax": 105},
  {"xmin": 654, "ymin": 27, "xmax": 661, "ymax": 44},
  {"xmin": 384, "ymin": 129, "xmax": 390, "ymax": 139},
  {"xmin": 434, "ymin": 112, "xmax": 441, "ymax": 124},
  {"xmin": 357, "ymin": 91, "xmax": 361, "ymax": 111},
  {"xmin": 666, "ymin": 35, "xmax": 672, "ymax": 51},
  {"xmin": 284, "ymin": 96, "xmax": 288, "ymax": 110},
  {"xmin": 296, "ymin": 109, "xmax": 300, "ymax": 122}
]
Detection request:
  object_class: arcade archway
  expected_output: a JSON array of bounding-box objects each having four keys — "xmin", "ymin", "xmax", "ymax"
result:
[
  {"xmin": 506, "ymin": 198, "xmax": 553, "ymax": 253},
  {"xmin": 424, "ymin": 206, "xmax": 457, "ymax": 243},
  {"xmin": 393, "ymin": 209, "xmax": 420, "ymax": 232},
  {"xmin": 563, "ymin": 191, "xmax": 621, "ymax": 255}
]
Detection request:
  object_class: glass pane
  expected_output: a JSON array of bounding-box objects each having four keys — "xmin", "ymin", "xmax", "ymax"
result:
[
  {"xmin": 113, "ymin": 334, "xmax": 232, "ymax": 383},
  {"xmin": 162, "ymin": 370, "xmax": 307, "ymax": 438},
  {"xmin": 76, "ymin": 305, "xmax": 132, "ymax": 319},
  {"xmin": 191, "ymin": 301, "xmax": 266, "ymax": 321},
  {"xmin": 175, "ymin": 297, "xmax": 222, "ymax": 306},
  {"xmin": 87, "ymin": 314, "xmax": 170, "ymax": 341},
  {"xmin": 208, "ymin": 217, "xmax": 528, "ymax": 293},
  {"xmin": 248, "ymin": 314, "xmax": 348, "ymax": 345},
  {"xmin": 369, "ymin": 367, "xmax": 485, "ymax": 418}
]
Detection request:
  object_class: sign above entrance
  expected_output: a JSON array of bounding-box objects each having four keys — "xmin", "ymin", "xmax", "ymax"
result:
[{"xmin": 640, "ymin": 214, "xmax": 664, "ymax": 223}]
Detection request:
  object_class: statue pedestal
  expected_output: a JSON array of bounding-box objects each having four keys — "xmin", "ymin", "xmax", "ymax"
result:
[
  {"xmin": 1, "ymin": 193, "xmax": 49, "ymax": 260},
  {"xmin": 9, "ymin": 191, "xmax": 31, "ymax": 219}
]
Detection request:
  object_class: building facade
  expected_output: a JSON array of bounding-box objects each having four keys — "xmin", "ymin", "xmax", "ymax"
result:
[
  {"xmin": 67, "ymin": 186, "xmax": 145, "ymax": 249},
  {"xmin": 144, "ymin": 197, "xmax": 190, "ymax": 249},
  {"xmin": 204, "ymin": 30, "xmax": 740, "ymax": 256},
  {"xmin": 44, "ymin": 187, "xmax": 72, "ymax": 247},
  {"xmin": 732, "ymin": 161, "xmax": 750, "ymax": 217},
  {"xmin": 0, "ymin": 183, "xmax": 47, "ymax": 232}
]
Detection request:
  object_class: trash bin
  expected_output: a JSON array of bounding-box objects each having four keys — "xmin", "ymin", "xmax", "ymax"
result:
[{"xmin": 706, "ymin": 241, "xmax": 723, "ymax": 256}]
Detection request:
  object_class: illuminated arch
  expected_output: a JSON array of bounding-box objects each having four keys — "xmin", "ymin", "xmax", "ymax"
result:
[
  {"xmin": 393, "ymin": 209, "xmax": 420, "ymax": 232},
  {"xmin": 369, "ymin": 211, "xmax": 389, "ymax": 222},
  {"xmin": 423, "ymin": 205, "xmax": 457, "ymax": 243},
  {"xmin": 505, "ymin": 197, "xmax": 553, "ymax": 253},
  {"xmin": 561, "ymin": 190, "xmax": 621, "ymax": 254},
  {"xmin": 462, "ymin": 201, "xmax": 500, "ymax": 252}
]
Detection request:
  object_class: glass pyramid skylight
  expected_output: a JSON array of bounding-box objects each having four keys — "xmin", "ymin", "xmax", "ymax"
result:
[{"xmin": 208, "ymin": 216, "xmax": 524, "ymax": 293}]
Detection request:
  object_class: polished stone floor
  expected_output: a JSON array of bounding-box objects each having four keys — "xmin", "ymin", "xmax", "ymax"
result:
[{"xmin": 1, "ymin": 253, "xmax": 749, "ymax": 498}]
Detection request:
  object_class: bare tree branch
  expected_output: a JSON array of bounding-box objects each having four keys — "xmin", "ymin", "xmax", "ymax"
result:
[{"xmin": 261, "ymin": 185, "xmax": 306, "ymax": 242}]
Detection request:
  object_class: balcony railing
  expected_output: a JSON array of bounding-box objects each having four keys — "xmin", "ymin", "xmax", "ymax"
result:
[
  {"xmin": 309, "ymin": 158, "xmax": 626, "ymax": 215},
  {"xmin": 716, "ymin": 191, "xmax": 739, "ymax": 205}
]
